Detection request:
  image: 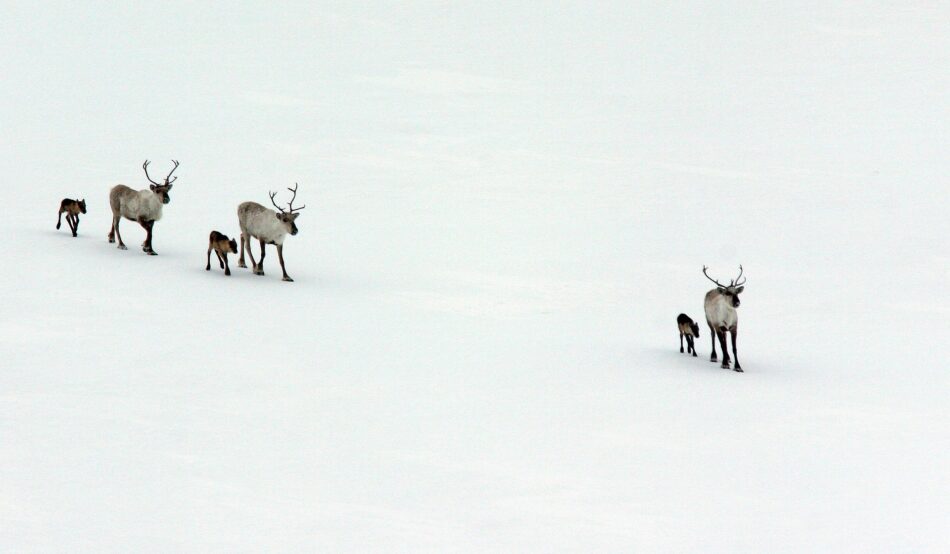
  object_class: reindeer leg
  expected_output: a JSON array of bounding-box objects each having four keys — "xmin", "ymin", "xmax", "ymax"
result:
[
  {"xmin": 680, "ymin": 332, "xmax": 684, "ymax": 353},
  {"xmin": 206, "ymin": 247, "xmax": 213, "ymax": 270},
  {"xmin": 223, "ymin": 253, "xmax": 231, "ymax": 276},
  {"xmin": 72, "ymin": 214, "xmax": 80, "ymax": 236},
  {"xmin": 146, "ymin": 220, "xmax": 157, "ymax": 255},
  {"xmin": 277, "ymin": 243, "xmax": 292, "ymax": 282},
  {"xmin": 246, "ymin": 237, "xmax": 260, "ymax": 275},
  {"xmin": 730, "ymin": 329, "xmax": 742, "ymax": 372},
  {"xmin": 717, "ymin": 328, "xmax": 730, "ymax": 369},
  {"xmin": 709, "ymin": 324, "xmax": 717, "ymax": 362},
  {"xmin": 237, "ymin": 234, "xmax": 247, "ymax": 268},
  {"xmin": 256, "ymin": 239, "xmax": 266, "ymax": 275},
  {"xmin": 215, "ymin": 251, "xmax": 225, "ymax": 269},
  {"xmin": 67, "ymin": 214, "xmax": 77, "ymax": 237},
  {"xmin": 113, "ymin": 216, "xmax": 127, "ymax": 249},
  {"xmin": 56, "ymin": 209, "xmax": 63, "ymax": 230},
  {"xmin": 689, "ymin": 336, "xmax": 697, "ymax": 357}
]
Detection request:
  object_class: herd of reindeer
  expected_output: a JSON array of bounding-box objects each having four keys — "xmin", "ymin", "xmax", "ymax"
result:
[
  {"xmin": 56, "ymin": 159, "xmax": 750, "ymax": 371},
  {"xmin": 56, "ymin": 159, "xmax": 306, "ymax": 282}
]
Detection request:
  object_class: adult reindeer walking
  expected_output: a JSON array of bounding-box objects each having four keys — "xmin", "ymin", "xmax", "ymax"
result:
[
  {"xmin": 702, "ymin": 265, "xmax": 746, "ymax": 372},
  {"xmin": 237, "ymin": 184, "xmax": 305, "ymax": 282},
  {"xmin": 108, "ymin": 160, "xmax": 179, "ymax": 255}
]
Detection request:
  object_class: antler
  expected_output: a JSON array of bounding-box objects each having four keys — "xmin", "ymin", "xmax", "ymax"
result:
[
  {"xmin": 269, "ymin": 183, "xmax": 306, "ymax": 214},
  {"xmin": 703, "ymin": 265, "xmax": 726, "ymax": 287},
  {"xmin": 165, "ymin": 159, "xmax": 179, "ymax": 184},
  {"xmin": 732, "ymin": 265, "xmax": 746, "ymax": 286},
  {"xmin": 268, "ymin": 191, "xmax": 287, "ymax": 214},
  {"xmin": 286, "ymin": 183, "xmax": 305, "ymax": 213},
  {"xmin": 142, "ymin": 160, "xmax": 161, "ymax": 186}
]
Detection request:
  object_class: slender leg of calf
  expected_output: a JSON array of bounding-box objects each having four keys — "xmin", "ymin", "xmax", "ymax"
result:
[
  {"xmin": 277, "ymin": 244, "xmax": 293, "ymax": 281},
  {"xmin": 730, "ymin": 329, "xmax": 742, "ymax": 372},
  {"xmin": 73, "ymin": 215, "xmax": 80, "ymax": 235},
  {"xmin": 717, "ymin": 329, "xmax": 730, "ymax": 369},
  {"xmin": 709, "ymin": 324, "xmax": 717, "ymax": 362},
  {"xmin": 70, "ymin": 215, "xmax": 78, "ymax": 237},
  {"xmin": 688, "ymin": 336, "xmax": 697, "ymax": 357},
  {"xmin": 215, "ymin": 251, "xmax": 225, "ymax": 269},
  {"xmin": 223, "ymin": 253, "xmax": 231, "ymax": 276},
  {"xmin": 680, "ymin": 333, "xmax": 684, "ymax": 353},
  {"xmin": 57, "ymin": 209, "xmax": 63, "ymax": 230},
  {"xmin": 206, "ymin": 247, "xmax": 213, "ymax": 270}
]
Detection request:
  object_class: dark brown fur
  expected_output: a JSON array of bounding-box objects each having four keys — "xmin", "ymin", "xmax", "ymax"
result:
[
  {"xmin": 677, "ymin": 313, "xmax": 700, "ymax": 357},
  {"xmin": 56, "ymin": 198, "xmax": 87, "ymax": 237},
  {"xmin": 206, "ymin": 231, "xmax": 239, "ymax": 276}
]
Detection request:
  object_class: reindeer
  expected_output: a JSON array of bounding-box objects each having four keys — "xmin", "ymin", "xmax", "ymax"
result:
[
  {"xmin": 677, "ymin": 313, "xmax": 700, "ymax": 357},
  {"xmin": 56, "ymin": 198, "xmax": 87, "ymax": 237},
  {"xmin": 107, "ymin": 160, "xmax": 178, "ymax": 255},
  {"xmin": 206, "ymin": 231, "xmax": 239, "ymax": 276},
  {"xmin": 237, "ymin": 183, "xmax": 305, "ymax": 282},
  {"xmin": 702, "ymin": 265, "xmax": 746, "ymax": 372}
]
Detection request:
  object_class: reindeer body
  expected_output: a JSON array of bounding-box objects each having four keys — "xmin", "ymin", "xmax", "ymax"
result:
[
  {"xmin": 56, "ymin": 198, "xmax": 86, "ymax": 237},
  {"xmin": 107, "ymin": 160, "xmax": 178, "ymax": 255},
  {"xmin": 237, "ymin": 185, "xmax": 304, "ymax": 282},
  {"xmin": 702, "ymin": 265, "xmax": 746, "ymax": 372},
  {"xmin": 206, "ymin": 230, "xmax": 238, "ymax": 276},
  {"xmin": 677, "ymin": 313, "xmax": 700, "ymax": 356}
]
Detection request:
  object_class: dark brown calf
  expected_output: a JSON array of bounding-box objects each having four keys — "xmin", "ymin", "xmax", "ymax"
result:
[
  {"xmin": 56, "ymin": 198, "xmax": 87, "ymax": 237},
  {"xmin": 206, "ymin": 231, "xmax": 239, "ymax": 276},
  {"xmin": 677, "ymin": 313, "xmax": 701, "ymax": 357}
]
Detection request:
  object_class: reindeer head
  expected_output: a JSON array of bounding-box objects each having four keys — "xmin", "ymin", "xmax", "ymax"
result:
[
  {"xmin": 78, "ymin": 199, "xmax": 87, "ymax": 214},
  {"xmin": 143, "ymin": 160, "xmax": 179, "ymax": 204},
  {"xmin": 228, "ymin": 238, "xmax": 238, "ymax": 254},
  {"xmin": 269, "ymin": 183, "xmax": 306, "ymax": 236},
  {"xmin": 690, "ymin": 321, "xmax": 701, "ymax": 337},
  {"xmin": 703, "ymin": 265, "xmax": 746, "ymax": 308}
]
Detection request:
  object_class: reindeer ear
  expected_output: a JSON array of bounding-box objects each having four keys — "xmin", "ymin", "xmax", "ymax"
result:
[
  {"xmin": 150, "ymin": 184, "xmax": 157, "ymax": 191},
  {"xmin": 166, "ymin": 184, "xmax": 173, "ymax": 191},
  {"xmin": 717, "ymin": 286, "xmax": 726, "ymax": 293},
  {"xmin": 735, "ymin": 286, "xmax": 744, "ymax": 294}
]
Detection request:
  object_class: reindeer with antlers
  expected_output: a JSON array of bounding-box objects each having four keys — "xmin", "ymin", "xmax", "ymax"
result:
[
  {"xmin": 107, "ymin": 160, "xmax": 179, "ymax": 255},
  {"xmin": 236, "ymin": 184, "xmax": 305, "ymax": 281},
  {"xmin": 702, "ymin": 265, "xmax": 747, "ymax": 372}
]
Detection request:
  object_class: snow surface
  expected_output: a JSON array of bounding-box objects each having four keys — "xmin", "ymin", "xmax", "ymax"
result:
[{"xmin": 1, "ymin": 2, "xmax": 948, "ymax": 552}]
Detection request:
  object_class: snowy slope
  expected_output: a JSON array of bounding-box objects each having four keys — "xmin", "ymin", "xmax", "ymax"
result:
[{"xmin": 1, "ymin": 2, "xmax": 948, "ymax": 552}]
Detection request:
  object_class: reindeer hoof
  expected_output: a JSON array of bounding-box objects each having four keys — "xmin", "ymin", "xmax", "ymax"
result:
[
  {"xmin": 237, "ymin": 261, "xmax": 247, "ymax": 268},
  {"xmin": 146, "ymin": 250, "xmax": 157, "ymax": 256},
  {"xmin": 721, "ymin": 363, "xmax": 730, "ymax": 369},
  {"xmin": 733, "ymin": 367, "xmax": 743, "ymax": 372},
  {"xmin": 282, "ymin": 276, "xmax": 294, "ymax": 282},
  {"xmin": 253, "ymin": 269, "xmax": 264, "ymax": 276},
  {"xmin": 118, "ymin": 244, "xmax": 127, "ymax": 250},
  {"xmin": 692, "ymin": 353, "xmax": 697, "ymax": 357}
]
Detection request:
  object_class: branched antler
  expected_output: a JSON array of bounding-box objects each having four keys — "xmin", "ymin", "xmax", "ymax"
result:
[
  {"xmin": 165, "ymin": 160, "xmax": 179, "ymax": 184},
  {"xmin": 143, "ymin": 159, "xmax": 179, "ymax": 186},
  {"xmin": 732, "ymin": 265, "xmax": 746, "ymax": 286},
  {"xmin": 703, "ymin": 265, "xmax": 726, "ymax": 288},
  {"xmin": 269, "ymin": 183, "xmax": 305, "ymax": 214},
  {"xmin": 143, "ymin": 160, "xmax": 161, "ymax": 185}
]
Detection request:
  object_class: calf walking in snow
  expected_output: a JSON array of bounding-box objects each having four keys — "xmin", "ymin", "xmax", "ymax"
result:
[
  {"xmin": 677, "ymin": 313, "xmax": 700, "ymax": 357},
  {"xmin": 56, "ymin": 198, "xmax": 87, "ymax": 237},
  {"xmin": 108, "ymin": 160, "xmax": 179, "ymax": 255},
  {"xmin": 237, "ymin": 183, "xmax": 305, "ymax": 282},
  {"xmin": 206, "ymin": 231, "xmax": 238, "ymax": 276}
]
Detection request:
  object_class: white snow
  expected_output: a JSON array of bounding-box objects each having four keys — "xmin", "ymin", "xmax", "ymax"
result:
[{"xmin": 1, "ymin": 3, "xmax": 948, "ymax": 552}]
